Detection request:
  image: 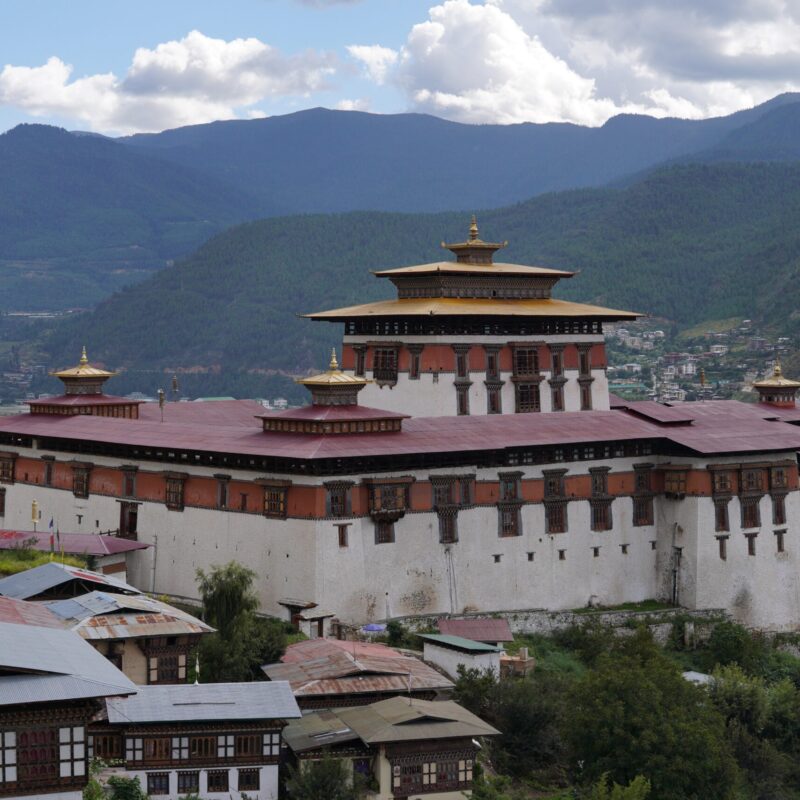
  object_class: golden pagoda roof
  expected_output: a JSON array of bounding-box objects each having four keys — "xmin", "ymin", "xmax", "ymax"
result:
[
  {"xmin": 51, "ymin": 347, "xmax": 117, "ymax": 379},
  {"xmin": 373, "ymin": 261, "xmax": 574, "ymax": 278},
  {"xmin": 305, "ymin": 297, "xmax": 640, "ymax": 321},
  {"xmin": 296, "ymin": 349, "xmax": 370, "ymax": 387},
  {"xmin": 753, "ymin": 363, "xmax": 800, "ymax": 389},
  {"xmin": 441, "ymin": 215, "xmax": 507, "ymax": 260}
]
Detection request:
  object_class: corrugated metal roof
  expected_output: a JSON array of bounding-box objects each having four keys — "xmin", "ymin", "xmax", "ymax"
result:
[
  {"xmin": 284, "ymin": 697, "xmax": 498, "ymax": 753},
  {"xmin": 0, "ymin": 621, "xmax": 135, "ymax": 706},
  {"xmin": 264, "ymin": 640, "xmax": 452, "ymax": 697},
  {"xmin": 106, "ymin": 682, "xmax": 300, "ymax": 724},
  {"xmin": 0, "ymin": 596, "xmax": 62, "ymax": 628},
  {"xmin": 420, "ymin": 634, "xmax": 504, "ymax": 653},
  {"xmin": 0, "ymin": 562, "xmax": 139, "ymax": 600},
  {"xmin": 280, "ymin": 639, "xmax": 403, "ymax": 663},
  {"xmin": 45, "ymin": 591, "xmax": 214, "ymax": 640},
  {"xmin": 0, "ymin": 530, "xmax": 149, "ymax": 556},
  {"xmin": 2, "ymin": 399, "xmax": 800, "ymax": 461},
  {"xmin": 436, "ymin": 617, "xmax": 513, "ymax": 643}
]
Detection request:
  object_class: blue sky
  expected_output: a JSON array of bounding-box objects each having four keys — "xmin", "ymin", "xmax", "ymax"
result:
[{"xmin": 2, "ymin": 0, "xmax": 800, "ymax": 135}]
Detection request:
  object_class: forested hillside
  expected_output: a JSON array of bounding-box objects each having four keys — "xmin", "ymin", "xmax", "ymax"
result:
[
  {"xmin": 3, "ymin": 95, "xmax": 800, "ymax": 314},
  {"xmin": 42, "ymin": 162, "xmax": 800, "ymax": 399},
  {"xmin": 0, "ymin": 125, "xmax": 266, "ymax": 309},
  {"xmin": 124, "ymin": 95, "xmax": 799, "ymax": 215}
]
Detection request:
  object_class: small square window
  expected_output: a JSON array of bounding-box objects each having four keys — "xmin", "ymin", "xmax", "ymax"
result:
[
  {"xmin": 558, "ymin": 549, "xmax": 566, "ymax": 561},
  {"xmin": 493, "ymin": 554, "xmax": 502, "ymax": 563},
  {"xmin": 620, "ymin": 544, "xmax": 628, "ymax": 554},
  {"xmin": 527, "ymin": 551, "xmax": 534, "ymax": 561},
  {"xmin": 592, "ymin": 546, "xmax": 600, "ymax": 558}
]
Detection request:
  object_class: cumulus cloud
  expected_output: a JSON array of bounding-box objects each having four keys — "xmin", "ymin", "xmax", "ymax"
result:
[
  {"xmin": 349, "ymin": 0, "xmax": 800, "ymax": 125},
  {"xmin": 0, "ymin": 30, "xmax": 337, "ymax": 134},
  {"xmin": 347, "ymin": 45, "xmax": 398, "ymax": 84}
]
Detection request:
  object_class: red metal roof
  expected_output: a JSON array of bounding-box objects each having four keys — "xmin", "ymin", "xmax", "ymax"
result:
[
  {"xmin": 0, "ymin": 531, "xmax": 149, "ymax": 556},
  {"xmin": 260, "ymin": 405, "xmax": 408, "ymax": 422},
  {"xmin": 0, "ymin": 596, "xmax": 62, "ymax": 628},
  {"xmin": 436, "ymin": 617, "xmax": 513, "ymax": 643},
  {"xmin": 613, "ymin": 400, "xmax": 696, "ymax": 425},
  {"xmin": 1, "ymin": 399, "xmax": 799, "ymax": 460},
  {"xmin": 280, "ymin": 638, "xmax": 405, "ymax": 663},
  {"xmin": 29, "ymin": 395, "xmax": 142, "ymax": 407}
]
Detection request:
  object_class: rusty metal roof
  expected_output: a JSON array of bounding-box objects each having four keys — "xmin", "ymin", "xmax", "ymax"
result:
[
  {"xmin": 44, "ymin": 591, "xmax": 214, "ymax": 641},
  {"xmin": 0, "ymin": 596, "xmax": 62, "ymax": 628},
  {"xmin": 436, "ymin": 617, "xmax": 513, "ymax": 643},
  {"xmin": 263, "ymin": 639, "xmax": 453, "ymax": 697}
]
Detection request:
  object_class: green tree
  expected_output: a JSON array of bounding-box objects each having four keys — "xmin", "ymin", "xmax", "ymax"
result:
[
  {"xmin": 587, "ymin": 773, "xmax": 651, "ymax": 800},
  {"xmin": 196, "ymin": 561, "xmax": 287, "ymax": 682},
  {"xmin": 702, "ymin": 622, "xmax": 769, "ymax": 676},
  {"xmin": 568, "ymin": 629, "xmax": 738, "ymax": 800},
  {"xmin": 105, "ymin": 775, "xmax": 148, "ymax": 800},
  {"xmin": 452, "ymin": 665, "xmax": 497, "ymax": 717},
  {"xmin": 285, "ymin": 754, "xmax": 364, "ymax": 800}
]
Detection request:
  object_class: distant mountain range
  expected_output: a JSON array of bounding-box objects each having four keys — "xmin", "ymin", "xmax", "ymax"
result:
[
  {"xmin": 3, "ymin": 93, "xmax": 800, "ymax": 311},
  {"xmin": 41, "ymin": 161, "xmax": 800, "ymax": 400}
]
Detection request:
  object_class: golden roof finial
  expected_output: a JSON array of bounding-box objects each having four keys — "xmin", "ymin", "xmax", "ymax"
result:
[
  {"xmin": 775, "ymin": 358, "xmax": 783, "ymax": 377},
  {"xmin": 469, "ymin": 214, "xmax": 479, "ymax": 242},
  {"xmin": 80, "ymin": 346, "xmax": 88, "ymax": 366},
  {"xmin": 329, "ymin": 348, "xmax": 339, "ymax": 371}
]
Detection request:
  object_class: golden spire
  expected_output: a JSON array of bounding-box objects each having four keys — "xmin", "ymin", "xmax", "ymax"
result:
[
  {"xmin": 329, "ymin": 348, "xmax": 339, "ymax": 371},
  {"xmin": 80, "ymin": 346, "xmax": 88, "ymax": 366},
  {"xmin": 469, "ymin": 214, "xmax": 479, "ymax": 242}
]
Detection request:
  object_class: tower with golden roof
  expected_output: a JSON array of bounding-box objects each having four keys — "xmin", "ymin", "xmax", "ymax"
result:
[{"xmin": 306, "ymin": 218, "xmax": 638, "ymax": 419}]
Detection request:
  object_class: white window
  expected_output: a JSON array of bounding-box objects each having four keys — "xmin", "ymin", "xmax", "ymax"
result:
[
  {"xmin": 126, "ymin": 737, "xmax": 143, "ymax": 762},
  {"xmin": 262, "ymin": 732, "xmax": 280, "ymax": 757},
  {"xmin": 423, "ymin": 762, "xmax": 437, "ymax": 785},
  {"xmin": 459, "ymin": 759, "xmax": 474, "ymax": 783},
  {"xmin": 59, "ymin": 726, "xmax": 85, "ymax": 778},
  {"xmin": 0, "ymin": 732, "xmax": 17, "ymax": 784},
  {"xmin": 217, "ymin": 734, "xmax": 234, "ymax": 758},
  {"xmin": 172, "ymin": 736, "xmax": 188, "ymax": 760}
]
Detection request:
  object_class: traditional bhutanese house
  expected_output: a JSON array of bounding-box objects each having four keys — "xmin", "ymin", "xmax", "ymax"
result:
[
  {"xmin": 283, "ymin": 696, "xmax": 499, "ymax": 800},
  {"xmin": 4, "ymin": 223, "xmax": 800, "ymax": 629},
  {"xmin": 44, "ymin": 591, "xmax": 214, "ymax": 685},
  {"xmin": 0, "ymin": 562, "xmax": 139, "ymax": 601},
  {"xmin": 436, "ymin": 616, "xmax": 514, "ymax": 647},
  {"xmin": 0, "ymin": 596, "xmax": 135, "ymax": 800},
  {"xmin": 0, "ymin": 530, "xmax": 149, "ymax": 582},
  {"xmin": 419, "ymin": 634, "xmax": 504, "ymax": 679},
  {"xmin": 262, "ymin": 638, "xmax": 453, "ymax": 709},
  {"xmin": 91, "ymin": 682, "xmax": 300, "ymax": 800}
]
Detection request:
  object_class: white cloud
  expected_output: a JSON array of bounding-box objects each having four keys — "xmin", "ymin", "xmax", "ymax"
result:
[
  {"xmin": 0, "ymin": 30, "xmax": 337, "ymax": 134},
  {"xmin": 347, "ymin": 45, "xmax": 398, "ymax": 84},
  {"xmin": 349, "ymin": 0, "xmax": 800, "ymax": 125},
  {"xmin": 335, "ymin": 97, "xmax": 370, "ymax": 111}
]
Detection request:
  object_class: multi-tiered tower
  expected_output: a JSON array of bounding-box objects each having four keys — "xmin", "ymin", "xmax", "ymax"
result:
[{"xmin": 307, "ymin": 219, "xmax": 638, "ymax": 417}]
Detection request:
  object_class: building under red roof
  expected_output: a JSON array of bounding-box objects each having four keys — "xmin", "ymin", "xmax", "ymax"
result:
[{"xmin": 436, "ymin": 617, "xmax": 514, "ymax": 644}]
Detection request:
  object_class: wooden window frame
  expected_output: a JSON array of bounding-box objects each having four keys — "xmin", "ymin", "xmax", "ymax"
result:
[
  {"xmin": 264, "ymin": 486, "xmax": 288, "ymax": 519},
  {"xmin": 375, "ymin": 520, "xmax": 395, "ymax": 544},
  {"xmin": 207, "ymin": 770, "xmax": 229, "ymax": 792},
  {"xmin": 498, "ymin": 505, "xmax": 521, "ymax": 537},
  {"xmin": 239, "ymin": 768, "xmax": 260, "ymax": 791},
  {"xmin": 190, "ymin": 736, "xmax": 215, "ymax": 761},
  {"xmin": 72, "ymin": 465, "xmax": 91, "ymax": 499},
  {"xmin": 0, "ymin": 488, "xmax": 5, "ymax": 517},
  {"xmin": 775, "ymin": 529, "xmax": 786, "ymax": 553},
  {"xmin": 714, "ymin": 498, "xmax": 730, "ymax": 532},
  {"xmin": 513, "ymin": 346, "xmax": 539, "ymax": 376},
  {"xmin": 373, "ymin": 347, "xmax": 399, "ymax": 384},
  {"xmin": 438, "ymin": 511, "xmax": 458, "ymax": 544},
  {"xmin": 545, "ymin": 500, "xmax": 567, "ymax": 534},
  {"xmin": 770, "ymin": 466, "xmax": 788, "ymax": 490},
  {"xmin": 716, "ymin": 535, "xmax": 728, "ymax": 560},
  {"xmin": 632, "ymin": 495, "xmax": 653, "ymax": 526},
  {"xmin": 745, "ymin": 532, "xmax": 758, "ymax": 556},
  {"xmin": 164, "ymin": 475, "xmax": 185, "ymax": 511},
  {"xmin": 590, "ymin": 499, "xmax": 613, "ymax": 531},
  {"xmin": 0, "ymin": 454, "xmax": 16, "ymax": 484},
  {"xmin": 354, "ymin": 345, "xmax": 366, "ymax": 378},
  {"xmin": 456, "ymin": 385, "xmax": 470, "ymax": 416},
  {"xmin": 147, "ymin": 772, "xmax": 170, "ymax": 796},
  {"xmin": 664, "ymin": 469, "xmax": 687, "ymax": 498},
  {"xmin": 741, "ymin": 468, "xmax": 764, "ymax": 493},
  {"xmin": 325, "ymin": 482, "xmax": 353, "ymax": 518},
  {"xmin": 741, "ymin": 496, "xmax": 761, "ymax": 529},
  {"xmin": 177, "ymin": 771, "xmax": 199, "ymax": 794},
  {"xmin": 408, "ymin": 346, "xmax": 422, "ymax": 380},
  {"xmin": 516, "ymin": 382, "xmax": 540, "ymax": 413},
  {"xmin": 772, "ymin": 494, "xmax": 787, "ymax": 526},
  {"xmin": 336, "ymin": 523, "xmax": 350, "ymax": 548}
]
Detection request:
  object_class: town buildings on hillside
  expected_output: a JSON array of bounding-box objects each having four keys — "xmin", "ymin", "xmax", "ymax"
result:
[{"xmin": 0, "ymin": 221, "xmax": 799, "ymax": 629}]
